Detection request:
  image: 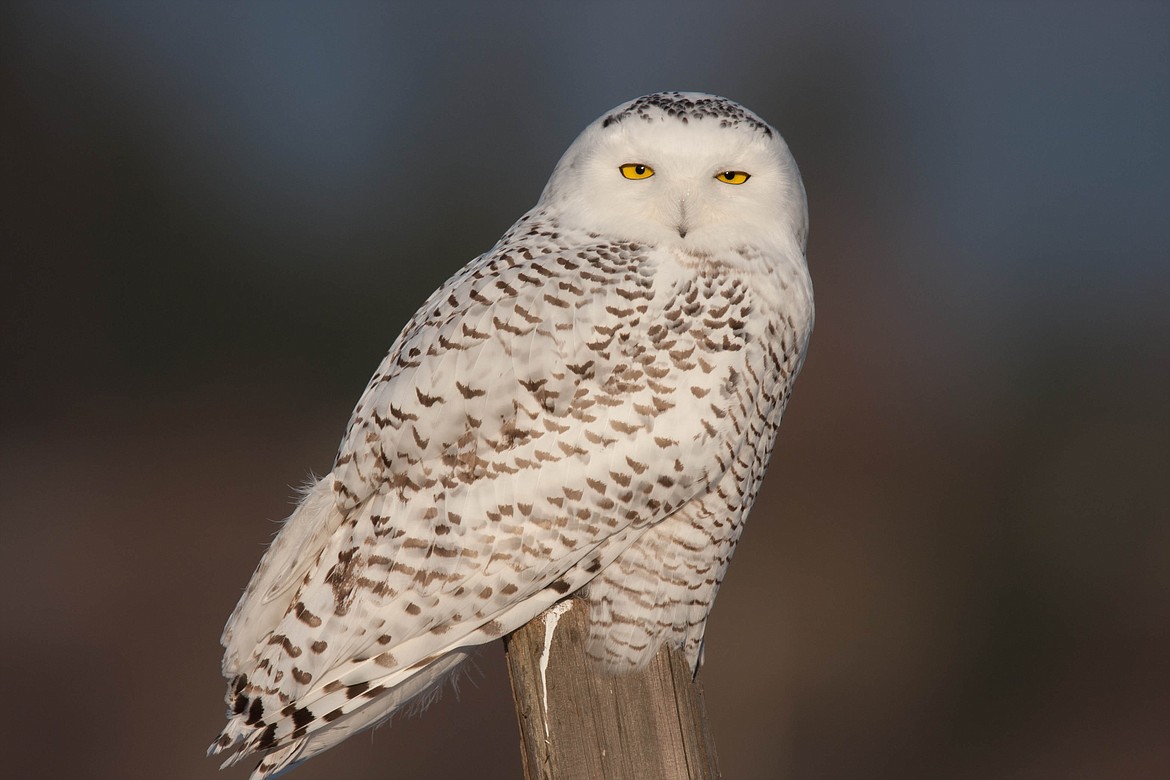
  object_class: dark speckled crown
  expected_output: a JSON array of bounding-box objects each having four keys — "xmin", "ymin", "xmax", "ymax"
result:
[{"xmin": 601, "ymin": 91, "xmax": 772, "ymax": 137}]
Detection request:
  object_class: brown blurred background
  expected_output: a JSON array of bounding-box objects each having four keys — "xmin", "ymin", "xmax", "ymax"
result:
[{"xmin": 2, "ymin": 2, "xmax": 1168, "ymax": 778}]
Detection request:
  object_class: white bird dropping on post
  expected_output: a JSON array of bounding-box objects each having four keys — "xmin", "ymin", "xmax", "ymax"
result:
[{"xmin": 209, "ymin": 91, "xmax": 814, "ymax": 779}]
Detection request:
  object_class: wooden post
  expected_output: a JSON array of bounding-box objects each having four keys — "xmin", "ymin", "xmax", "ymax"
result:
[{"xmin": 504, "ymin": 598, "xmax": 721, "ymax": 780}]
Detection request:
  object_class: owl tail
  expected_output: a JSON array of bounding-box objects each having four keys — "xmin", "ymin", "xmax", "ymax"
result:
[{"xmin": 214, "ymin": 646, "xmax": 474, "ymax": 780}]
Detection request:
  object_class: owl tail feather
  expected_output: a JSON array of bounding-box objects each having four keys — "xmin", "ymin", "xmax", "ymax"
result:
[{"xmin": 212, "ymin": 647, "xmax": 474, "ymax": 780}]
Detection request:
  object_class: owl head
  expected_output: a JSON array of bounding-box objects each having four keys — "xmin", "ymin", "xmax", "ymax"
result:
[{"xmin": 540, "ymin": 92, "xmax": 807, "ymax": 257}]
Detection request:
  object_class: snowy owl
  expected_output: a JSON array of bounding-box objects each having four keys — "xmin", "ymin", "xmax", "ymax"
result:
[{"xmin": 210, "ymin": 91, "xmax": 814, "ymax": 778}]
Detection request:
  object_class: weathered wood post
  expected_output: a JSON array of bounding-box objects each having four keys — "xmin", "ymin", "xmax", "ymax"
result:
[{"xmin": 504, "ymin": 599, "xmax": 721, "ymax": 780}]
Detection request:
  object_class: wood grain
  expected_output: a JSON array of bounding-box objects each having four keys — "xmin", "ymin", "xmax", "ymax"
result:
[{"xmin": 504, "ymin": 598, "xmax": 720, "ymax": 780}]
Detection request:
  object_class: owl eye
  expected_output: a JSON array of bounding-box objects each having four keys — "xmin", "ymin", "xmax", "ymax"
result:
[
  {"xmin": 715, "ymin": 170, "xmax": 751, "ymax": 185},
  {"xmin": 619, "ymin": 163, "xmax": 655, "ymax": 180}
]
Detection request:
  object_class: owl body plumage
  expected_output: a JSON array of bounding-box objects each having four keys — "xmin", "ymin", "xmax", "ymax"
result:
[{"xmin": 211, "ymin": 92, "xmax": 813, "ymax": 778}]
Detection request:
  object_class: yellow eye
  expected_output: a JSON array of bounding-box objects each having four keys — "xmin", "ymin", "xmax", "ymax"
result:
[
  {"xmin": 715, "ymin": 170, "xmax": 751, "ymax": 185},
  {"xmin": 619, "ymin": 163, "xmax": 655, "ymax": 180}
]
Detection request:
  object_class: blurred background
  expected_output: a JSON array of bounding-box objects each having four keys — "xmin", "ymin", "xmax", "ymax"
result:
[{"xmin": 2, "ymin": 2, "xmax": 1167, "ymax": 778}]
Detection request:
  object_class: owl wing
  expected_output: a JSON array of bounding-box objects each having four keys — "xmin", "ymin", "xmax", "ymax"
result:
[{"xmin": 214, "ymin": 236, "xmax": 766, "ymax": 768}]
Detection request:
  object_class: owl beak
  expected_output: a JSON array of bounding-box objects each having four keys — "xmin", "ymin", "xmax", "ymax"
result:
[{"xmin": 675, "ymin": 199, "xmax": 690, "ymax": 239}]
